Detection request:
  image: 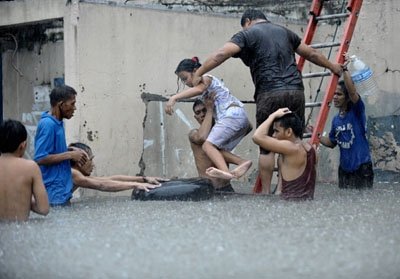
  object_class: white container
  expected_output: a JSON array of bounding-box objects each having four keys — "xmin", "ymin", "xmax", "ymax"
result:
[{"xmin": 349, "ymin": 55, "xmax": 379, "ymax": 96}]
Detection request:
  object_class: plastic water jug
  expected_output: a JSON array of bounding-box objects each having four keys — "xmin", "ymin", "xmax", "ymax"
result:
[{"xmin": 349, "ymin": 55, "xmax": 379, "ymax": 96}]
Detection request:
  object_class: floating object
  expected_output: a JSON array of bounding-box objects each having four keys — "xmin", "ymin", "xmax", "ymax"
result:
[{"xmin": 131, "ymin": 177, "xmax": 215, "ymax": 201}]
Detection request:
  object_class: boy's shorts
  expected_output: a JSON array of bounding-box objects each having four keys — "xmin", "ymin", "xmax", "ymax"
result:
[
  {"xmin": 207, "ymin": 107, "xmax": 251, "ymax": 151},
  {"xmin": 338, "ymin": 162, "xmax": 374, "ymax": 189}
]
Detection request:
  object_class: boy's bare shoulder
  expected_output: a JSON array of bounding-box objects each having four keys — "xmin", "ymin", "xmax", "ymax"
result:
[
  {"xmin": 301, "ymin": 142, "xmax": 314, "ymax": 152},
  {"xmin": 15, "ymin": 157, "xmax": 41, "ymax": 173}
]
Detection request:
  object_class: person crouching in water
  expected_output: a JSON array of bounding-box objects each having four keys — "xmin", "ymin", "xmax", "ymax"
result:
[{"xmin": 252, "ymin": 108, "xmax": 316, "ymax": 200}]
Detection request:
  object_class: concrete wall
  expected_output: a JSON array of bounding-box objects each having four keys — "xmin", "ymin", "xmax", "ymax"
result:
[
  {"xmin": 1, "ymin": 0, "xmax": 399, "ymax": 196},
  {"xmin": 2, "ymin": 42, "xmax": 64, "ymax": 158},
  {"xmin": 0, "ymin": 0, "xmax": 64, "ymax": 26},
  {"xmin": 0, "ymin": 0, "xmax": 65, "ymax": 158},
  {"xmin": 67, "ymin": 3, "xmax": 262, "ymax": 196}
]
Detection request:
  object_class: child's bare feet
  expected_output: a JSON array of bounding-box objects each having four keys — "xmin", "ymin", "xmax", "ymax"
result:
[
  {"xmin": 206, "ymin": 167, "xmax": 234, "ymax": 180},
  {"xmin": 231, "ymin": 160, "xmax": 252, "ymax": 179}
]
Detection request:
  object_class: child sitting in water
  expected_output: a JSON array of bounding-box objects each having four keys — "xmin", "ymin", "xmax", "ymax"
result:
[
  {"xmin": 165, "ymin": 57, "xmax": 252, "ymax": 180},
  {"xmin": 252, "ymin": 108, "xmax": 316, "ymax": 200},
  {"xmin": 0, "ymin": 119, "xmax": 49, "ymax": 221}
]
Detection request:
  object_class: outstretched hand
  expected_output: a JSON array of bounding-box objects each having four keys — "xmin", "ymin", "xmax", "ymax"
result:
[
  {"xmin": 165, "ymin": 97, "xmax": 176, "ymax": 115},
  {"xmin": 137, "ymin": 183, "xmax": 161, "ymax": 192},
  {"xmin": 145, "ymin": 176, "xmax": 170, "ymax": 184}
]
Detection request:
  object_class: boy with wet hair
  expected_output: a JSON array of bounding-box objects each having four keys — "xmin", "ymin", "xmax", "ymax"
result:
[
  {"xmin": 252, "ymin": 108, "xmax": 316, "ymax": 200},
  {"xmin": 69, "ymin": 142, "xmax": 165, "ymax": 192},
  {"xmin": 189, "ymin": 95, "xmax": 248, "ymax": 193},
  {"xmin": 0, "ymin": 119, "xmax": 49, "ymax": 221},
  {"xmin": 34, "ymin": 85, "xmax": 88, "ymax": 206}
]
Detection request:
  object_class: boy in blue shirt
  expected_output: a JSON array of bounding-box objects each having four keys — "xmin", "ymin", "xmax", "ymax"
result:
[
  {"xmin": 320, "ymin": 68, "xmax": 374, "ymax": 189},
  {"xmin": 34, "ymin": 85, "xmax": 88, "ymax": 206}
]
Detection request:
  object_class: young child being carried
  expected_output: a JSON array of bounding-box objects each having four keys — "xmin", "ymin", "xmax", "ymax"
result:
[{"xmin": 165, "ymin": 56, "xmax": 252, "ymax": 180}]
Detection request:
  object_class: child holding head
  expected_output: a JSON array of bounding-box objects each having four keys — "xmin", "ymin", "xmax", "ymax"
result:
[
  {"xmin": 165, "ymin": 57, "xmax": 252, "ymax": 180},
  {"xmin": 252, "ymin": 108, "xmax": 317, "ymax": 200}
]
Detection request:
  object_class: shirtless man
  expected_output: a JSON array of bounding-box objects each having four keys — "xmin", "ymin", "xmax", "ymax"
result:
[
  {"xmin": 189, "ymin": 95, "xmax": 251, "ymax": 192},
  {"xmin": 69, "ymin": 142, "xmax": 166, "ymax": 193},
  {"xmin": 0, "ymin": 120, "xmax": 49, "ymax": 221},
  {"xmin": 252, "ymin": 108, "xmax": 316, "ymax": 200}
]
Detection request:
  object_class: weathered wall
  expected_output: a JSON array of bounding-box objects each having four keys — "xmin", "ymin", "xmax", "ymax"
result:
[
  {"xmin": 0, "ymin": 0, "xmax": 64, "ymax": 26},
  {"xmin": 2, "ymin": 42, "xmax": 64, "ymax": 158},
  {"xmin": 1, "ymin": 0, "xmax": 399, "ymax": 196},
  {"xmin": 0, "ymin": 0, "xmax": 65, "ymax": 158},
  {"xmin": 68, "ymin": 3, "xmax": 259, "ymax": 185}
]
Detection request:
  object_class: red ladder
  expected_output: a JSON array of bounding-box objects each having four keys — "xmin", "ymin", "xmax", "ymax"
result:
[
  {"xmin": 253, "ymin": 0, "xmax": 364, "ymax": 193},
  {"xmin": 299, "ymin": 0, "xmax": 364, "ymax": 145}
]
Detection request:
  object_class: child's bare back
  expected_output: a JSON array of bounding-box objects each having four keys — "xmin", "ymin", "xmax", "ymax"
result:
[
  {"xmin": 0, "ymin": 156, "xmax": 49, "ymax": 221},
  {"xmin": 0, "ymin": 119, "xmax": 49, "ymax": 222}
]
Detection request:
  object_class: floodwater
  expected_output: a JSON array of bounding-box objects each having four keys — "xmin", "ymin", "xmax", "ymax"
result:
[{"xmin": 1, "ymin": 182, "xmax": 399, "ymax": 279}]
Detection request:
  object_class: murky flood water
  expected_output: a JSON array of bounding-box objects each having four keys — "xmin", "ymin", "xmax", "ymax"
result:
[{"xmin": 1, "ymin": 182, "xmax": 399, "ymax": 279}]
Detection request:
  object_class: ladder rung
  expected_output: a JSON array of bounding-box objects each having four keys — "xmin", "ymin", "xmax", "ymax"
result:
[
  {"xmin": 316, "ymin": 13, "xmax": 349, "ymax": 21},
  {"xmin": 302, "ymin": 72, "xmax": 331, "ymax": 79},
  {"xmin": 310, "ymin": 41, "xmax": 341, "ymax": 49},
  {"xmin": 305, "ymin": 102, "xmax": 322, "ymax": 108}
]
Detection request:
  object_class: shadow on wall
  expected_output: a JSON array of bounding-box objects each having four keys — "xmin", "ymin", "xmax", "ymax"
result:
[{"xmin": 368, "ymin": 114, "xmax": 400, "ymax": 182}]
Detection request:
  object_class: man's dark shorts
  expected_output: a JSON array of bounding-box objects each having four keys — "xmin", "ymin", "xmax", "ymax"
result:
[
  {"xmin": 338, "ymin": 162, "xmax": 374, "ymax": 189},
  {"xmin": 256, "ymin": 89, "xmax": 305, "ymax": 154}
]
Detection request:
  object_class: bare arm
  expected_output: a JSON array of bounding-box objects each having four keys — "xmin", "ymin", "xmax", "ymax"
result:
[
  {"xmin": 343, "ymin": 69, "xmax": 360, "ymax": 103},
  {"xmin": 319, "ymin": 136, "xmax": 336, "ymax": 148},
  {"xmin": 192, "ymin": 42, "xmax": 241, "ymax": 85},
  {"xmin": 252, "ymin": 108, "xmax": 299, "ymax": 155},
  {"xmin": 30, "ymin": 162, "xmax": 49, "ymax": 216},
  {"xmin": 72, "ymin": 169, "xmax": 161, "ymax": 192},
  {"xmin": 36, "ymin": 149, "xmax": 87, "ymax": 167},
  {"xmin": 189, "ymin": 94, "xmax": 215, "ymax": 145},
  {"xmin": 165, "ymin": 82, "xmax": 208, "ymax": 115},
  {"xmin": 296, "ymin": 43, "xmax": 343, "ymax": 76},
  {"xmin": 99, "ymin": 175, "xmax": 169, "ymax": 184}
]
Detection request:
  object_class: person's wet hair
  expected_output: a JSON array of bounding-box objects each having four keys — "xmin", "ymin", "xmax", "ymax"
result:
[
  {"xmin": 175, "ymin": 57, "xmax": 202, "ymax": 92},
  {"xmin": 275, "ymin": 113, "xmax": 303, "ymax": 139},
  {"xmin": 175, "ymin": 57, "xmax": 202, "ymax": 74},
  {"xmin": 192, "ymin": 98, "xmax": 205, "ymax": 111},
  {"xmin": 69, "ymin": 142, "xmax": 92, "ymax": 167},
  {"xmin": 338, "ymin": 79, "xmax": 353, "ymax": 111},
  {"xmin": 338, "ymin": 80, "xmax": 349, "ymax": 99},
  {"xmin": 240, "ymin": 9, "xmax": 268, "ymax": 27},
  {"xmin": 49, "ymin": 85, "xmax": 77, "ymax": 107},
  {"xmin": 0, "ymin": 119, "xmax": 27, "ymax": 153}
]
